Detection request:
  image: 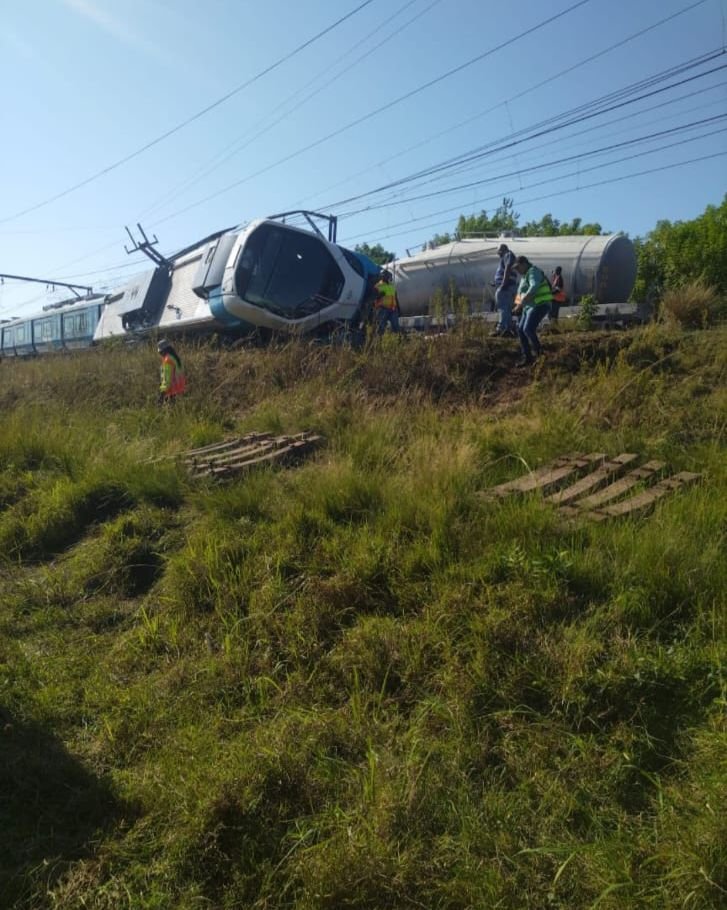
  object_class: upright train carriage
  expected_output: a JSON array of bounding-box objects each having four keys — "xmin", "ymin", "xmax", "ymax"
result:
[
  {"xmin": 0, "ymin": 213, "xmax": 638, "ymax": 358},
  {"xmin": 0, "ymin": 296, "xmax": 106, "ymax": 358}
]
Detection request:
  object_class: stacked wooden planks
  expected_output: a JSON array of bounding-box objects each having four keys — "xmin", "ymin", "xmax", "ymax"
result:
[
  {"xmin": 481, "ymin": 452, "xmax": 701, "ymax": 521},
  {"xmin": 182, "ymin": 431, "xmax": 324, "ymax": 480}
]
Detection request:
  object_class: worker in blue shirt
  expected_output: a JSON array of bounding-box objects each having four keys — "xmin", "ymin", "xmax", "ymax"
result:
[{"xmin": 492, "ymin": 242, "xmax": 517, "ymax": 337}]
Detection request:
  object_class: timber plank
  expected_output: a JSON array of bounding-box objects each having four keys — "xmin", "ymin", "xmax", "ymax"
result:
[
  {"xmin": 546, "ymin": 453, "xmax": 639, "ymax": 505},
  {"xmin": 587, "ymin": 471, "xmax": 702, "ymax": 521},
  {"xmin": 573, "ymin": 460, "xmax": 666, "ymax": 510},
  {"xmin": 183, "ymin": 432, "xmax": 271, "ymax": 458},
  {"xmin": 184, "ymin": 441, "xmax": 274, "ymax": 467}
]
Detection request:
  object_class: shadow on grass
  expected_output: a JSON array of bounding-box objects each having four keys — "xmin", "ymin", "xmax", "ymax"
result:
[{"xmin": 0, "ymin": 709, "xmax": 128, "ymax": 907}]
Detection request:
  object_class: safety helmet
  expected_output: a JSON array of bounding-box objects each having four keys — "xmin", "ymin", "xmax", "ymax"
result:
[{"xmin": 157, "ymin": 339, "xmax": 171, "ymax": 353}]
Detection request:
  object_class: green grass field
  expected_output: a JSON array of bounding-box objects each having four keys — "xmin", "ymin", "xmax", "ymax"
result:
[{"xmin": 1, "ymin": 324, "xmax": 725, "ymax": 909}]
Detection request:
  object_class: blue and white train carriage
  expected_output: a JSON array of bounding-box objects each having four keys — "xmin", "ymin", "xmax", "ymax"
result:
[{"xmin": 0, "ymin": 295, "xmax": 106, "ymax": 358}]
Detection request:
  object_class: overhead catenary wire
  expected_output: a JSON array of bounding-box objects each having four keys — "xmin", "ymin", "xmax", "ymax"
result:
[
  {"xmin": 6, "ymin": 0, "xmax": 702, "ymax": 297},
  {"xmin": 138, "ymin": 0, "xmax": 442, "ymax": 220},
  {"xmin": 147, "ymin": 0, "xmax": 596, "ymax": 229},
  {"xmin": 150, "ymin": 13, "xmax": 723, "ymax": 232},
  {"xmin": 340, "ymin": 128, "xmax": 727, "ymax": 245},
  {"xmin": 140, "ymin": 0, "xmax": 715, "ymax": 227},
  {"xmin": 336, "ymin": 114, "xmax": 727, "ymax": 217},
  {"xmin": 346, "ymin": 150, "xmax": 727, "ymax": 249},
  {"xmin": 376, "ymin": 78, "xmax": 727, "ymax": 201},
  {"xmin": 328, "ymin": 56, "xmax": 727, "ymax": 224},
  {"xmin": 0, "ymin": 0, "xmax": 378, "ymax": 225},
  {"xmin": 323, "ymin": 51, "xmax": 727, "ymax": 210},
  {"xmin": 295, "ymin": 0, "xmax": 713, "ymax": 207}
]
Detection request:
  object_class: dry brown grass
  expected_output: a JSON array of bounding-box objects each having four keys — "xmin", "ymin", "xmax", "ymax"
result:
[{"xmin": 660, "ymin": 279, "xmax": 723, "ymax": 329}]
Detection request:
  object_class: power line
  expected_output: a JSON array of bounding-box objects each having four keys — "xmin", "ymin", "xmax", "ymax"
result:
[
  {"xmin": 0, "ymin": 0, "xmax": 378, "ymax": 225},
  {"xmin": 4, "ymin": 2, "xmax": 721, "ymax": 318},
  {"xmin": 397, "ymin": 79, "xmax": 727, "ymax": 190},
  {"xmin": 337, "ymin": 114, "xmax": 727, "ymax": 216},
  {"xmin": 324, "ymin": 51, "xmax": 727, "ymax": 210},
  {"xmin": 149, "ymin": 0, "xmax": 595, "ymax": 228},
  {"xmin": 9, "ymin": 0, "xmax": 701, "ymax": 306},
  {"xmin": 340, "ymin": 128, "xmax": 727, "ymax": 244},
  {"xmin": 138, "ymin": 0, "xmax": 439, "ymax": 220},
  {"xmin": 296, "ymin": 0, "xmax": 712, "ymax": 208},
  {"xmin": 353, "ymin": 150, "xmax": 727, "ymax": 248}
]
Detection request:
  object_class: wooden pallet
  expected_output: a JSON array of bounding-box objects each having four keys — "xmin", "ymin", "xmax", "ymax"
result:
[
  {"xmin": 182, "ymin": 431, "xmax": 324, "ymax": 480},
  {"xmin": 481, "ymin": 452, "xmax": 701, "ymax": 522}
]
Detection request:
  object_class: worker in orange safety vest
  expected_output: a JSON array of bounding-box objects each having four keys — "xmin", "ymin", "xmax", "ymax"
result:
[
  {"xmin": 550, "ymin": 265, "xmax": 567, "ymax": 321},
  {"xmin": 157, "ymin": 339, "xmax": 186, "ymax": 404}
]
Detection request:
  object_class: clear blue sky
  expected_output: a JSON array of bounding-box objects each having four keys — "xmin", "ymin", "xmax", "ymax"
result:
[{"xmin": 1, "ymin": 0, "xmax": 725, "ymax": 318}]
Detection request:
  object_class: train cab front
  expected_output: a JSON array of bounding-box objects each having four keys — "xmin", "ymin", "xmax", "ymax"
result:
[{"xmin": 214, "ymin": 220, "xmax": 368, "ymax": 335}]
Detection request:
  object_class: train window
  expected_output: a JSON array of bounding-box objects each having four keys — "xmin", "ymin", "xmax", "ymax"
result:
[
  {"xmin": 78, "ymin": 313, "xmax": 87, "ymax": 332},
  {"xmin": 236, "ymin": 224, "xmax": 344, "ymax": 319},
  {"xmin": 341, "ymin": 248, "xmax": 364, "ymax": 277}
]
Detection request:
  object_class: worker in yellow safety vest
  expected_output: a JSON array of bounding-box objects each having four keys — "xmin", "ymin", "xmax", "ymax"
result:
[
  {"xmin": 373, "ymin": 269, "xmax": 400, "ymax": 335},
  {"xmin": 157, "ymin": 339, "xmax": 186, "ymax": 404}
]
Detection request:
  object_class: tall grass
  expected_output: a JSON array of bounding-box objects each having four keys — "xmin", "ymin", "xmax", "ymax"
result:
[{"xmin": 0, "ymin": 327, "xmax": 724, "ymax": 909}]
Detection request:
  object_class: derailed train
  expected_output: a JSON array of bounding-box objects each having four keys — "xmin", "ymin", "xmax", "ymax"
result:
[{"xmin": 0, "ymin": 212, "xmax": 637, "ymax": 357}]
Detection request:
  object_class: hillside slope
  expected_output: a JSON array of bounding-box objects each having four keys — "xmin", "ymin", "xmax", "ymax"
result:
[{"xmin": 1, "ymin": 325, "xmax": 725, "ymax": 909}]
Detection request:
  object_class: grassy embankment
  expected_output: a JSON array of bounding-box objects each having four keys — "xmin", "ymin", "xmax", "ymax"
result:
[{"xmin": 0, "ymin": 324, "xmax": 725, "ymax": 909}]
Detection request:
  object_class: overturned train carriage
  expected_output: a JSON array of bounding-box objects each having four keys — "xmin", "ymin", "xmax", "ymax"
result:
[
  {"xmin": 389, "ymin": 233, "xmax": 637, "ymax": 316},
  {"xmin": 209, "ymin": 218, "xmax": 380, "ymax": 334}
]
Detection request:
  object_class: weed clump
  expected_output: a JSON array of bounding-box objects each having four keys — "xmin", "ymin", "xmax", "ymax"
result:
[{"xmin": 660, "ymin": 279, "xmax": 724, "ymax": 328}]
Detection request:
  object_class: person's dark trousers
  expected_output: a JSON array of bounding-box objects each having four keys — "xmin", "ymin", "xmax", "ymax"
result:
[
  {"xmin": 376, "ymin": 307, "xmax": 400, "ymax": 334},
  {"xmin": 517, "ymin": 303, "xmax": 550, "ymax": 360}
]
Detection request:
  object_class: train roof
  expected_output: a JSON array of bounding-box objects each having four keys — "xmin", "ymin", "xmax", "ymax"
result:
[{"xmin": 395, "ymin": 233, "xmax": 631, "ymax": 267}]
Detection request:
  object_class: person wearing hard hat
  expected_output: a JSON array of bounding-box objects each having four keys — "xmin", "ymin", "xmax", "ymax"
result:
[
  {"xmin": 374, "ymin": 268, "xmax": 400, "ymax": 335},
  {"xmin": 157, "ymin": 339, "xmax": 186, "ymax": 404},
  {"xmin": 492, "ymin": 242, "xmax": 518, "ymax": 337}
]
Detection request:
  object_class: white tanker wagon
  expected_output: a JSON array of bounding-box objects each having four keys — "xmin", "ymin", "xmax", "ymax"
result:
[{"xmin": 389, "ymin": 233, "xmax": 638, "ymax": 317}]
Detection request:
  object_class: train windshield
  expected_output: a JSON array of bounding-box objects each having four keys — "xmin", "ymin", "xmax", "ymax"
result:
[{"xmin": 235, "ymin": 223, "xmax": 345, "ymax": 319}]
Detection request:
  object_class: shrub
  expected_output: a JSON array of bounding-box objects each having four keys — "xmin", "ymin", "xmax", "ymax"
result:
[
  {"xmin": 577, "ymin": 294, "xmax": 597, "ymax": 329},
  {"xmin": 660, "ymin": 279, "xmax": 723, "ymax": 329}
]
